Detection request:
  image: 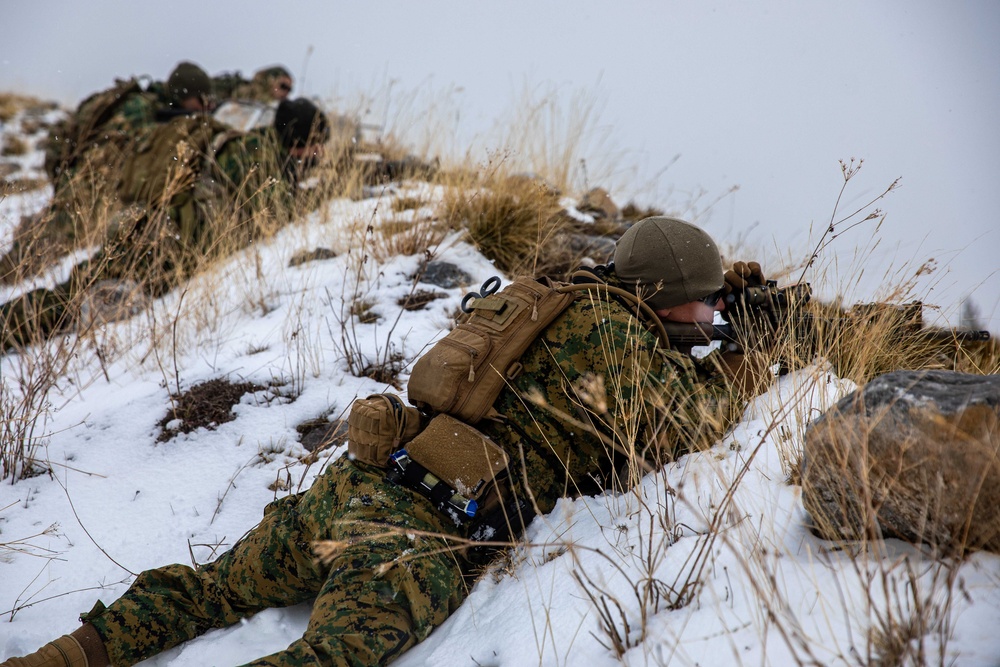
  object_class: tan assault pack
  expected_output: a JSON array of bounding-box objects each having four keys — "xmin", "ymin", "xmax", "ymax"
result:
[
  {"xmin": 407, "ymin": 273, "xmax": 671, "ymax": 425},
  {"xmin": 407, "ymin": 276, "xmax": 577, "ymax": 424}
]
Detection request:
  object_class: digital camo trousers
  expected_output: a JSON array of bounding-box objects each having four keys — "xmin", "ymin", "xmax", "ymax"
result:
[{"xmin": 83, "ymin": 457, "xmax": 469, "ymax": 666}]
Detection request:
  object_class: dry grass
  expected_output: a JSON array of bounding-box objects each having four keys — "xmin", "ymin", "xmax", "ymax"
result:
[
  {"xmin": 0, "ymin": 178, "xmax": 48, "ymax": 195},
  {"xmin": 436, "ymin": 170, "xmax": 576, "ymax": 278},
  {"xmin": 1, "ymin": 135, "xmax": 28, "ymax": 156},
  {"xmin": 483, "ymin": 82, "xmax": 629, "ymax": 195},
  {"xmin": 0, "ymin": 93, "xmax": 54, "ymax": 123},
  {"xmin": 368, "ymin": 216, "xmax": 447, "ymax": 265},
  {"xmin": 0, "ymin": 162, "xmax": 124, "ymax": 283}
]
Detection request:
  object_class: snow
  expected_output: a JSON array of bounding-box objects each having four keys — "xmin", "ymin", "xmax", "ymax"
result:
[{"xmin": 3, "ymin": 118, "xmax": 1000, "ymax": 667}]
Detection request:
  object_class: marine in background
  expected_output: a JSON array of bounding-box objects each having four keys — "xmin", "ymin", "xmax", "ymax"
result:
[
  {"xmin": 44, "ymin": 61, "xmax": 215, "ymax": 186},
  {"xmin": 0, "ymin": 62, "xmax": 217, "ymax": 283},
  {"xmin": 1, "ymin": 99, "xmax": 330, "ymax": 350}
]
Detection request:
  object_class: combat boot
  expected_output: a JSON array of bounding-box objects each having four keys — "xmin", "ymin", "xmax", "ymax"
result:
[{"xmin": 1, "ymin": 624, "xmax": 109, "ymax": 667}]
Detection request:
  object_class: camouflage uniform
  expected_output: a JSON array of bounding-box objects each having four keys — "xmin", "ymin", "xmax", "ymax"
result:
[
  {"xmin": 106, "ymin": 118, "xmax": 293, "ymax": 297},
  {"xmin": 88, "ymin": 82, "xmax": 172, "ymax": 149},
  {"xmin": 74, "ymin": 283, "xmax": 734, "ymax": 666},
  {"xmin": 1, "ymin": 121, "xmax": 293, "ymax": 349},
  {"xmin": 481, "ymin": 277, "xmax": 733, "ymax": 514},
  {"xmin": 82, "ymin": 457, "xmax": 466, "ymax": 666},
  {"xmin": 45, "ymin": 79, "xmax": 171, "ymax": 188},
  {"xmin": 0, "ymin": 81, "xmax": 190, "ymax": 288}
]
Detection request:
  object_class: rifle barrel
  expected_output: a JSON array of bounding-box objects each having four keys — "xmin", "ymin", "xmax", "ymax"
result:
[
  {"xmin": 659, "ymin": 320, "xmax": 991, "ymax": 350},
  {"xmin": 661, "ymin": 322, "xmax": 739, "ymax": 347},
  {"xmin": 918, "ymin": 328, "xmax": 991, "ymax": 342}
]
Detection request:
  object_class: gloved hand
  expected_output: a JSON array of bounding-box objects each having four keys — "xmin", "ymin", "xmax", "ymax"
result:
[
  {"xmin": 722, "ymin": 261, "xmax": 770, "ymax": 332},
  {"xmin": 723, "ymin": 261, "xmax": 766, "ymax": 294}
]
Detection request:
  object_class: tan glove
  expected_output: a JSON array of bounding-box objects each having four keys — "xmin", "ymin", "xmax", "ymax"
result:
[{"xmin": 723, "ymin": 261, "xmax": 766, "ymax": 294}]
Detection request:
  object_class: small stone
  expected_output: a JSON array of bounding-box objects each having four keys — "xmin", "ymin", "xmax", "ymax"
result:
[
  {"xmin": 420, "ymin": 261, "xmax": 472, "ymax": 290},
  {"xmin": 289, "ymin": 247, "xmax": 338, "ymax": 268}
]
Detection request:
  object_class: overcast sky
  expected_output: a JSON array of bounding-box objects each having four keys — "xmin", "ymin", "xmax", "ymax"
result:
[{"xmin": 3, "ymin": 1, "xmax": 998, "ymax": 330}]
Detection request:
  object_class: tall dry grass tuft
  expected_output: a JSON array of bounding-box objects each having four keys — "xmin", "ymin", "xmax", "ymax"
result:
[
  {"xmin": 483, "ymin": 82, "xmax": 628, "ymax": 195},
  {"xmin": 437, "ymin": 169, "xmax": 574, "ymax": 279},
  {"xmin": 325, "ymin": 206, "xmax": 436, "ymax": 388},
  {"xmin": 368, "ymin": 208, "xmax": 447, "ymax": 265},
  {"xmin": 0, "ymin": 320, "xmax": 96, "ymax": 481},
  {"xmin": 720, "ymin": 159, "xmax": 996, "ymax": 387}
]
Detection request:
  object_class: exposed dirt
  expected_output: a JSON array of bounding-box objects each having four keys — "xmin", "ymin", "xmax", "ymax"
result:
[
  {"xmin": 296, "ymin": 417, "xmax": 349, "ymax": 453},
  {"xmin": 157, "ymin": 377, "xmax": 265, "ymax": 442},
  {"xmin": 397, "ymin": 289, "xmax": 448, "ymax": 311}
]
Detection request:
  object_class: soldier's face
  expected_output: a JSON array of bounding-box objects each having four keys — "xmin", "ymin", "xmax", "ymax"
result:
[
  {"xmin": 655, "ymin": 297, "xmax": 723, "ymax": 324},
  {"xmin": 272, "ymin": 77, "xmax": 293, "ymax": 101},
  {"xmin": 180, "ymin": 96, "xmax": 211, "ymax": 112}
]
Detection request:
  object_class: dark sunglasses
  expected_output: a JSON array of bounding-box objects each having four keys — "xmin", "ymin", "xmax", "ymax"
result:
[
  {"xmin": 277, "ymin": 82, "xmax": 292, "ymax": 92},
  {"xmin": 699, "ymin": 287, "xmax": 724, "ymax": 306}
]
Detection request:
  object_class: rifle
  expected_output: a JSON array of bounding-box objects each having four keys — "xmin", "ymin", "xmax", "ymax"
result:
[{"xmin": 661, "ymin": 282, "xmax": 991, "ymax": 352}]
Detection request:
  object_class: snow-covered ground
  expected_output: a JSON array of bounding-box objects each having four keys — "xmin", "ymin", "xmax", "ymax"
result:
[{"xmin": 2, "ymin": 109, "xmax": 1000, "ymax": 666}]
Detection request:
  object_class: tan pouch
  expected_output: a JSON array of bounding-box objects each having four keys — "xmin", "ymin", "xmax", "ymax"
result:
[
  {"xmin": 406, "ymin": 414, "xmax": 509, "ymax": 501},
  {"xmin": 407, "ymin": 277, "xmax": 577, "ymax": 424},
  {"xmin": 347, "ymin": 394, "xmax": 424, "ymax": 467}
]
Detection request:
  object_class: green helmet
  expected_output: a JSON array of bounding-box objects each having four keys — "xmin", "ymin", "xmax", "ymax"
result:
[
  {"xmin": 613, "ymin": 216, "xmax": 724, "ymax": 310},
  {"xmin": 167, "ymin": 61, "xmax": 212, "ymax": 104}
]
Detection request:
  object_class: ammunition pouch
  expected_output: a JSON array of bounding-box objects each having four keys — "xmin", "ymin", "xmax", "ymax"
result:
[
  {"xmin": 406, "ymin": 414, "xmax": 509, "ymax": 507},
  {"xmin": 384, "ymin": 414, "xmax": 511, "ymax": 527},
  {"xmin": 379, "ymin": 416, "xmax": 536, "ymax": 563},
  {"xmin": 347, "ymin": 393, "xmax": 424, "ymax": 467}
]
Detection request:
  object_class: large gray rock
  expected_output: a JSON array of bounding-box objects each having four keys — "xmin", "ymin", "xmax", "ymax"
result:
[{"xmin": 802, "ymin": 370, "xmax": 1000, "ymax": 553}]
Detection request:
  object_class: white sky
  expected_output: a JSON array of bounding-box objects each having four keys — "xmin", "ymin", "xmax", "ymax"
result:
[{"xmin": 2, "ymin": 0, "xmax": 998, "ymax": 329}]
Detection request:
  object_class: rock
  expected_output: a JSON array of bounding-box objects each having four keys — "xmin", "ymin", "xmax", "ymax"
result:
[
  {"xmin": 289, "ymin": 247, "xmax": 338, "ymax": 267},
  {"xmin": 578, "ymin": 187, "xmax": 620, "ymax": 220},
  {"xmin": 299, "ymin": 418, "xmax": 350, "ymax": 453},
  {"xmin": 558, "ymin": 231, "xmax": 617, "ymax": 263},
  {"xmin": 419, "ymin": 261, "xmax": 472, "ymax": 290},
  {"xmin": 802, "ymin": 370, "xmax": 1000, "ymax": 553},
  {"xmin": 397, "ymin": 289, "xmax": 448, "ymax": 311}
]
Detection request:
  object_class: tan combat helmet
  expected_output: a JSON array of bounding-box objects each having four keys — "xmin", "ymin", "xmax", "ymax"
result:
[{"xmin": 614, "ymin": 216, "xmax": 724, "ymax": 310}]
